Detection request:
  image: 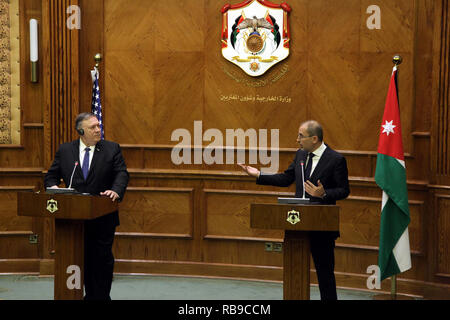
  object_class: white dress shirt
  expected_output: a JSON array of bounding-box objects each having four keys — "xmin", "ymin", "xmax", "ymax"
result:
[
  {"xmin": 79, "ymin": 139, "xmax": 95, "ymax": 169},
  {"xmin": 306, "ymin": 142, "xmax": 327, "ymax": 177}
]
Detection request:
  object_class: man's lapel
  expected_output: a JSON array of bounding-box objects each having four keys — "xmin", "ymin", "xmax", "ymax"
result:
[
  {"xmin": 71, "ymin": 140, "xmax": 83, "ymax": 178},
  {"xmin": 86, "ymin": 140, "xmax": 103, "ymax": 181},
  {"xmin": 309, "ymin": 147, "xmax": 332, "ymax": 182}
]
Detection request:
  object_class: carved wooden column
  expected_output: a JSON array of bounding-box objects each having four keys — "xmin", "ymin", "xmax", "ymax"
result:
[
  {"xmin": 431, "ymin": 0, "xmax": 449, "ymax": 184},
  {"xmin": 429, "ymin": 0, "xmax": 450, "ymax": 297},
  {"xmin": 42, "ymin": 0, "xmax": 80, "ymax": 168}
]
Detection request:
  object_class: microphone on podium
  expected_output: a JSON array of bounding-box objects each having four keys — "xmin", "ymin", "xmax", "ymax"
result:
[
  {"xmin": 68, "ymin": 161, "xmax": 78, "ymax": 189},
  {"xmin": 277, "ymin": 160, "xmax": 310, "ymax": 204},
  {"xmin": 46, "ymin": 161, "xmax": 78, "ymax": 194},
  {"xmin": 299, "ymin": 160, "xmax": 309, "ymax": 200}
]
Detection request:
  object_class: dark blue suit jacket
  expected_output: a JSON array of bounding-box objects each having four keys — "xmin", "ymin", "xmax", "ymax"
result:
[
  {"xmin": 257, "ymin": 146, "xmax": 350, "ymax": 239},
  {"xmin": 44, "ymin": 139, "xmax": 129, "ymax": 227}
]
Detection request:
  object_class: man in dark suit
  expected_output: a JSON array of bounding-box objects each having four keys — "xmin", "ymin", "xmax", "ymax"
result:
[
  {"xmin": 44, "ymin": 112, "xmax": 129, "ymax": 300},
  {"xmin": 239, "ymin": 120, "xmax": 350, "ymax": 300}
]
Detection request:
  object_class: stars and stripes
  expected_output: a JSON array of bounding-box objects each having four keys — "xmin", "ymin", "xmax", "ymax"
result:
[{"xmin": 91, "ymin": 67, "xmax": 104, "ymax": 140}]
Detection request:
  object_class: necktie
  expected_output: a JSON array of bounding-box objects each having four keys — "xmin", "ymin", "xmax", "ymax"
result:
[
  {"xmin": 82, "ymin": 147, "xmax": 90, "ymax": 180},
  {"xmin": 304, "ymin": 152, "xmax": 315, "ymax": 180}
]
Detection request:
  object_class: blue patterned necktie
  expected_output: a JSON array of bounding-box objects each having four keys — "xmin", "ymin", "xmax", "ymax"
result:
[{"xmin": 82, "ymin": 147, "xmax": 90, "ymax": 180}]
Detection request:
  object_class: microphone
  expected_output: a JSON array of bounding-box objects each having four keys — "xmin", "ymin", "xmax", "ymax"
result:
[
  {"xmin": 45, "ymin": 161, "xmax": 78, "ymax": 194},
  {"xmin": 277, "ymin": 160, "xmax": 310, "ymax": 204},
  {"xmin": 68, "ymin": 161, "xmax": 78, "ymax": 189},
  {"xmin": 299, "ymin": 160, "xmax": 309, "ymax": 200}
]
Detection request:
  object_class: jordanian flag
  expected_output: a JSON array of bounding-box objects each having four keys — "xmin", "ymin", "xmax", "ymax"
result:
[{"xmin": 375, "ymin": 66, "xmax": 412, "ymax": 281}]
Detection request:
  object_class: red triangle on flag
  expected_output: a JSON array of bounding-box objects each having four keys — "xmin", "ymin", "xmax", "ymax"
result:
[{"xmin": 377, "ymin": 68, "xmax": 405, "ymax": 161}]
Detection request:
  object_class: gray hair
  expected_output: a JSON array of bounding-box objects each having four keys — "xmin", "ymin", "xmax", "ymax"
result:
[{"xmin": 75, "ymin": 112, "xmax": 96, "ymax": 131}]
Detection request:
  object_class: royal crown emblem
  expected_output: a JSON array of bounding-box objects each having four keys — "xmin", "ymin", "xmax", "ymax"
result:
[
  {"xmin": 221, "ymin": 0, "xmax": 291, "ymax": 76},
  {"xmin": 286, "ymin": 209, "xmax": 300, "ymax": 225},
  {"xmin": 46, "ymin": 199, "xmax": 58, "ymax": 214}
]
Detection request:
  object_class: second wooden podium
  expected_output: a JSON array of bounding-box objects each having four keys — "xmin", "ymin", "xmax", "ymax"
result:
[
  {"xmin": 250, "ymin": 203, "xmax": 339, "ymax": 300},
  {"xmin": 17, "ymin": 192, "xmax": 118, "ymax": 300}
]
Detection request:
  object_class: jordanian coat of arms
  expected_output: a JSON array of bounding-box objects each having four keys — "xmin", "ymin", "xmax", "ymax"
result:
[{"xmin": 221, "ymin": 0, "xmax": 291, "ymax": 76}]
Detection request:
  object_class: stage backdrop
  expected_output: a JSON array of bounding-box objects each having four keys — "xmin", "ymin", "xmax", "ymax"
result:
[{"xmin": 0, "ymin": 0, "xmax": 449, "ymax": 299}]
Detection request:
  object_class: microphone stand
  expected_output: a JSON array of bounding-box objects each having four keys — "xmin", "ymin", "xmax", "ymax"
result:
[
  {"xmin": 46, "ymin": 162, "xmax": 78, "ymax": 194},
  {"xmin": 299, "ymin": 160, "xmax": 309, "ymax": 201}
]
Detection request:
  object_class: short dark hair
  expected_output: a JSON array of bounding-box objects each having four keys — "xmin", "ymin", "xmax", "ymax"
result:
[
  {"xmin": 302, "ymin": 120, "xmax": 323, "ymax": 142},
  {"xmin": 75, "ymin": 112, "xmax": 96, "ymax": 131}
]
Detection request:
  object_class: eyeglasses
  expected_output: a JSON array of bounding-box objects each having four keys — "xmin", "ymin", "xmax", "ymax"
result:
[{"xmin": 298, "ymin": 134, "xmax": 314, "ymax": 140}]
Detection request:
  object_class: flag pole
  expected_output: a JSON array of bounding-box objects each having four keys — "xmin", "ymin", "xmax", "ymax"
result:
[
  {"xmin": 389, "ymin": 54, "xmax": 402, "ymax": 300},
  {"xmin": 91, "ymin": 53, "xmax": 104, "ymax": 140},
  {"xmin": 374, "ymin": 55, "xmax": 414, "ymax": 300}
]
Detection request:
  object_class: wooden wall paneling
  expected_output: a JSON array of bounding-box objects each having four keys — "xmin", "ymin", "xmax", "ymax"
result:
[
  {"xmin": 338, "ymin": 197, "xmax": 424, "ymax": 255},
  {"xmin": 42, "ymin": 0, "xmax": 80, "ymax": 168},
  {"xmin": 435, "ymin": 194, "xmax": 450, "ymax": 279},
  {"xmin": 104, "ymin": 0, "xmax": 156, "ymax": 145},
  {"xmin": 0, "ymin": 187, "xmax": 39, "ymax": 261},
  {"xmin": 203, "ymin": 189, "xmax": 284, "ymax": 241},
  {"xmin": 1, "ymin": 0, "xmax": 446, "ymax": 298},
  {"xmin": 116, "ymin": 187, "xmax": 194, "ymax": 238},
  {"xmin": 427, "ymin": 0, "xmax": 450, "ymax": 297},
  {"xmin": 114, "ymin": 259, "xmax": 283, "ymax": 281},
  {"xmin": 78, "ymin": 0, "xmax": 101, "ymax": 116},
  {"xmin": 19, "ymin": 0, "xmax": 43, "ymax": 125},
  {"xmin": 0, "ymin": 127, "xmax": 43, "ymax": 168},
  {"xmin": 360, "ymin": 0, "xmax": 416, "ymax": 153},
  {"xmin": 0, "ymin": 0, "xmax": 48, "ymax": 274},
  {"xmin": 413, "ymin": 0, "xmax": 434, "ymax": 133},
  {"xmin": 431, "ymin": 0, "xmax": 450, "ymax": 186}
]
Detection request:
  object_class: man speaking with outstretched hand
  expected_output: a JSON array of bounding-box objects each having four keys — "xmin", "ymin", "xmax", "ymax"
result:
[{"xmin": 239, "ymin": 120, "xmax": 350, "ymax": 300}]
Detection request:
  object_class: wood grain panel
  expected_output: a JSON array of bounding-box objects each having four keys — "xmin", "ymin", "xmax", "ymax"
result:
[
  {"xmin": 0, "ymin": 188, "xmax": 34, "ymax": 232},
  {"xmin": 338, "ymin": 196, "xmax": 423, "ymax": 254},
  {"xmin": 105, "ymin": 50, "xmax": 155, "ymax": 144},
  {"xmin": 104, "ymin": 0, "xmax": 155, "ymax": 52},
  {"xmin": 114, "ymin": 237, "xmax": 196, "ymax": 261},
  {"xmin": 153, "ymin": 52, "xmax": 204, "ymax": 144},
  {"xmin": 204, "ymin": 189, "xmax": 284, "ymax": 240},
  {"xmin": 114, "ymin": 259, "xmax": 282, "ymax": 281},
  {"xmin": 308, "ymin": 53, "xmax": 360, "ymax": 150},
  {"xmin": 0, "ymin": 259, "xmax": 40, "ymax": 274},
  {"xmin": 436, "ymin": 195, "xmax": 450, "ymax": 277},
  {"xmin": 18, "ymin": 0, "xmax": 44, "ymax": 125},
  {"xmin": 308, "ymin": 0, "xmax": 360, "ymax": 53},
  {"xmin": 2, "ymin": 0, "xmax": 447, "ymax": 299},
  {"xmin": 360, "ymin": 0, "xmax": 415, "ymax": 53},
  {"xmin": 42, "ymin": 0, "xmax": 80, "ymax": 167},
  {"xmin": 432, "ymin": 0, "xmax": 450, "ymax": 181},
  {"xmin": 154, "ymin": 0, "xmax": 205, "ymax": 52},
  {"xmin": 117, "ymin": 187, "xmax": 194, "ymax": 237}
]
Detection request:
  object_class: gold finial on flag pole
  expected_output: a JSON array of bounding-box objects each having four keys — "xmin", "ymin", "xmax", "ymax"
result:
[
  {"xmin": 94, "ymin": 53, "xmax": 102, "ymax": 68},
  {"xmin": 393, "ymin": 55, "xmax": 402, "ymax": 66}
]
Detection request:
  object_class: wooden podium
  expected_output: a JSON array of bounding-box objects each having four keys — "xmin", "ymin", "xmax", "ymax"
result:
[
  {"xmin": 17, "ymin": 192, "xmax": 118, "ymax": 300},
  {"xmin": 250, "ymin": 203, "xmax": 339, "ymax": 300}
]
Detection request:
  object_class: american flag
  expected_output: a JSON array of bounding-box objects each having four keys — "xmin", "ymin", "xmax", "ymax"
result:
[{"xmin": 91, "ymin": 67, "xmax": 104, "ymax": 139}]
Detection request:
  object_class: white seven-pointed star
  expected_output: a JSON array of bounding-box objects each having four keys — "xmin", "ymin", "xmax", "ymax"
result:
[{"xmin": 382, "ymin": 120, "xmax": 396, "ymax": 136}]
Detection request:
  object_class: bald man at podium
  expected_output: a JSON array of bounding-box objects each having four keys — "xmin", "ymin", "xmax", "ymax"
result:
[{"xmin": 240, "ymin": 120, "xmax": 350, "ymax": 300}]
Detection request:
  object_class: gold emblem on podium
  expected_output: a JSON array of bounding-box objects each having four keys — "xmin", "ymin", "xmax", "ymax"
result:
[
  {"xmin": 287, "ymin": 209, "xmax": 300, "ymax": 225},
  {"xmin": 46, "ymin": 199, "xmax": 58, "ymax": 214}
]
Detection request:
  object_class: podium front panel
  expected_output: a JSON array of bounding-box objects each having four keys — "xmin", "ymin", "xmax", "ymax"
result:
[{"xmin": 250, "ymin": 203, "xmax": 339, "ymax": 232}]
